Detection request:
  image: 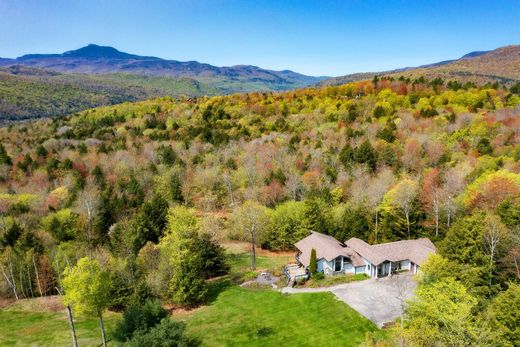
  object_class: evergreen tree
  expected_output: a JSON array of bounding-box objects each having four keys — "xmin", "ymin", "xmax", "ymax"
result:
[
  {"xmin": 354, "ymin": 140, "xmax": 378, "ymax": 171},
  {"xmin": 0, "ymin": 144, "xmax": 12, "ymax": 166},
  {"xmin": 309, "ymin": 248, "xmax": 317, "ymax": 274},
  {"xmin": 170, "ymin": 172, "xmax": 184, "ymax": 204}
]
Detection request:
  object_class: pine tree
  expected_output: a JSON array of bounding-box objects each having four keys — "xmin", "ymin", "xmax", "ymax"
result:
[
  {"xmin": 309, "ymin": 248, "xmax": 317, "ymax": 274},
  {"xmin": 0, "ymin": 144, "xmax": 12, "ymax": 165},
  {"xmin": 354, "ymin": 140, "xmax": 378, "ymax": 171},
  {"xmin": 170, "ymin": 172, "xmax": 184, "ymax": 204}
]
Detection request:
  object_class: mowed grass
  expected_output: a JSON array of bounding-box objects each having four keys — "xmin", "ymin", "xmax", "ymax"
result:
[
  {"xmin": 0, "ymin": 298, "xmax": 120, "ymax": 347},
  {"xmin": 179, "ymin": 281, "xmax": 386, "ymax": 346}
]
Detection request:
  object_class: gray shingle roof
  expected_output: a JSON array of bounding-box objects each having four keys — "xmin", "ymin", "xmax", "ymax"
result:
[
  {"xmin": 346, "ymin": 237, "xmax": 436, "ymax": 266},
  {"xmin": 295, "ymin": 232, "xmax": 365, "ymax": 267},
  {"xmin": 294, "ymin": 232, "xmax": 436, "ymax": 269}
]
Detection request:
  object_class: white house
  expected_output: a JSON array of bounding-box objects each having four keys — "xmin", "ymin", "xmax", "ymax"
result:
[{"xmin": 294, "ymin": 231, "xmax": 436, "ymax": 278}]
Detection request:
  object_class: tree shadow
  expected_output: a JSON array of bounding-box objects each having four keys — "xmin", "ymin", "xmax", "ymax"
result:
[{"xmin": 205, "ymin": 278, "xmax": 234, "ymax": 305}]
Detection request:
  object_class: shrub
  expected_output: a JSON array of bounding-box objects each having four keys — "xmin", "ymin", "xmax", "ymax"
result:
[
  {"xmin": 113, "ymin": 300, "xmax": 169, "ymax": 342},
  {"xmin": 124, "ymin": 318, "xmax": 197, "ymax": 347},
  {"xmin": 313, "ymin": 272, "xmax": 324, "ymax": 280}
]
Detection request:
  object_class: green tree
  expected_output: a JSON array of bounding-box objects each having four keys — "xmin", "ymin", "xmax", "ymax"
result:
[
  {"xmin": 114, "ymin": 300, "xmax": 168, "ymax": 343},
  {"xmin": 124, "ymin": 318, "xmax": 196, "ymax": 347},
  {"xmin": 354, "ymin": 140, "xmax": 377, "ymax": 171},
  {"xmin": 487, "ymin": 283, "xmax": 520, "ymax": 347},
  {"xmin": 41, "ymin": 209, "xmax": 79, "ymax": 242},
  {"xmin": 477, "ymin": 138, "xmax": 493, "ymax": 155},
  {"xmin": 128, "ymin": 195, "xmax": 169, "ymax": 253},
  {"xmin": 170, "ymin": 172, "xmax": 184, "ymax": 204},
  {"xmin": 62, "ymin": 257, "xmax": 111, "ymax": 347},
  {"xmin": 309, "ymin": 248, "xmax": 317, "ymax": 274},
  {"xmin": 399, "ymin": 278, "xmax": 484, "ymax": 346},
  {"xmin": 159, "ymin": 206, "xmax": 207, "ymax": 306},
  {"xmin": 0, "ymin": 144, "xmax": 12, "ymax": 165}
]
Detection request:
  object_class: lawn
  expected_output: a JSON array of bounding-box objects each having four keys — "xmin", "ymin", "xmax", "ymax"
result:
[
  {"xmin": 179, "ymin": 280, "xmax": 387, "ymax": 346},
  {"xmin": 298, "ymin": 273, "xmax": 370, "ymax": 288},
  {"xmin": 0, "ymin": 297, "xmax": 120, "ymax": 346}
]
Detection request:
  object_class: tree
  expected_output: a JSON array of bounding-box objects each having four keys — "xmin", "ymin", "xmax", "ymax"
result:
[
  {"xmin": 309, "ymin": 248, "xmax": 317, "ymax": 274},
  {"xmin": 420, "ymin": 168, "xmax": 443, "ymax": 237},
  {"xmin": 354, "ymin": 140, "xmax": 377, "ymax": 171},
  {"xmin": 0, "ymin": 144, "xmax": 11, "ymax": 166},
  {"xmin": 482, "ymin": 215, "xmax": 508, "ymax": 286},
  {"xmin": 230, "ymin": 201, "xmax": 268, "ymax": 270},
  {"xmin": 381, "ymin": 178, "xmax": 419, "ymax": 239},
  {"xmin": 170, "ymin": 172, "xmax": 184, "ymax": 204},
  {"xmin": 77, "ymin": 180, "xmax": 99, "ymax": 244},
  {"xmin": 124, "ymin": 318, "xmax": 196, "ymax": 347},
  {"xmin": 399, "ymin": 278, "xmax": 483, "ymax": 346},
  {"xmin": 41, "ymin": 209, "xmax": 79, "ymax": 242},
  {"xmin": 476, "ymin": 138, "xmax": 493, "ymax": 155},
  {"xmin": 159, "ymin": 206, "xmax": 207, "ymax": 306},
  {"xmin": 487, "ymin": 283, "xmax": 520, "ymax": 347},
  {"xmin": 62, "ymin": 257, "xmax": 111, "ymax": 347},
  {"xmin": 113, "ymin": 300, "xmax": 168, "ymax": 343}
]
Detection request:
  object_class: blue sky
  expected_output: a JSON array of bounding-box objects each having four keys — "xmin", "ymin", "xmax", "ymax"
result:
[{"xmin": 0, "ymin": 0, "xmax": 519, "ymax": 76}]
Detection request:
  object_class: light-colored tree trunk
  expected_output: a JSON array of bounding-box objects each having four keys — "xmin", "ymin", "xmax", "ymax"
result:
[
  {"xmin": 67, "ymin": 305, "xmax": 79, "ymax": 347},
  {"xmin": 32, "ymin": 255, "xmax": 43, "ymax": 297},
  {"xmin": 0, "ymin": 262, "xmax": 18, "ymax": 300},
  {"xmin": 405, "ymin": 210, "xmax": 411, "ymax": 239},
  {"xmin": 250, "ymin": 225, "xmax": 256, "ymax": 270},
  {"xmin": 99, "ymin": 313, "xmax": 107, "ymax": 347},
  {"xmin": 374, "ymin": 210, "xmax": 379, "ymax": 243}
]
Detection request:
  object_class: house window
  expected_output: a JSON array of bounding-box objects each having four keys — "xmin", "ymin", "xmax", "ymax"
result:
[
  {"xmin": 334, "ymin": 257, "xmax": 342, "ymax": 272},
  {"xmin": 368, "ymin": 264, "xmax": 371, "ymax": 270}
]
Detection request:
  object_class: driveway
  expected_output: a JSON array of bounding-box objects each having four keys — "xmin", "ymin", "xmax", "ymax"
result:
[{"xmin": 282, "ymin": 274, "xmax": 416, "ymax": 327}]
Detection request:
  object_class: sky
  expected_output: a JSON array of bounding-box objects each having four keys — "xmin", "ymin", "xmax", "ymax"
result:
[{"xmin": 0, "ymin": 0, "xmax": 519, "ymax": 76}]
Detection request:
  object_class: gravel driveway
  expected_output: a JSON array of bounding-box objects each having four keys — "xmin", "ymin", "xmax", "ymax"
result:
[{"xmin": 282, "ymin": 273, "xmax": 416, "ymax": 327}]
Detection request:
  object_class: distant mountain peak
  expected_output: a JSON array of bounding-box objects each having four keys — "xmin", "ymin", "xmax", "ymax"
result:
[
  {"xmin": 62, "ymin": 44, "xmax": 142, "ymax": 59},
  {"xmin": 460, "ymin": 50, "xmax": 489, "ymax": 59}
]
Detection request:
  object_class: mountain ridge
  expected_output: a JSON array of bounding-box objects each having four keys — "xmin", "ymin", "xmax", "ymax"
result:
[
  {"xmin": 0, "ymin": 44, "xmax": 322, "ymax": 86},
  {"xmin": 319, "ymin": 45, "xmax": 519, "ymax": 86}
]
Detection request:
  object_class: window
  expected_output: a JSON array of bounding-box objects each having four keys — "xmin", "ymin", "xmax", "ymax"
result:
[
  {"xmin": 368, "ymin": 264, "xmax": 371, "ymax": 270},
  {"xmin": 334, "ymin": 257, "xmax": 342, "ymax": 272}
]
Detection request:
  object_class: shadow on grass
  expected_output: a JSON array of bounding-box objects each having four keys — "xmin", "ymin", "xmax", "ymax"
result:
[{"xmin": 205, "ymin": 279, "xmax": 234, "ymax": 305}]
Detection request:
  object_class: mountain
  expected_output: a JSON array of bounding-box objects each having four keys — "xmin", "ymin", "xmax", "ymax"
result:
[
  {"xmin": 0, "ymin": 65, "xmax": 220, "ymax": 122},
  {"xmin": 0, "ymin": 44, "xmax": 327, "ymax": 121},
  {"xmin": 319, "ymin": 45, "xmax": 520, "ymax": 86},
  {"xmin": 1, "ymin": 44, "xmax": 323, "ymax": 91}
]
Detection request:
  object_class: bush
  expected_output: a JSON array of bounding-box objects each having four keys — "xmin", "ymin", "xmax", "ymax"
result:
[
  {"xmin": 313, "ymin": 272, "xmax": 324, "ymax": 280},
  {"xmin": 113, "ymin": 300, "xmax": 169, "ymax": 342},
  {"xmin": 124, "ymin": 318, "xmax": 198, "ymax": 347}
]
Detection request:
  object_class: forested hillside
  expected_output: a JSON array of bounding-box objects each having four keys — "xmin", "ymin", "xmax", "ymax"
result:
[
  {"xmin": 0, "ymin": 66, "xmax": 218, "ymax": 121},
  {"xmin": 1, "ymin": 77, "xmax": 519, "ymax": 345},
  {"xmin": 321, "ymin": 45, "xmax": 520, "ymax": 87}
]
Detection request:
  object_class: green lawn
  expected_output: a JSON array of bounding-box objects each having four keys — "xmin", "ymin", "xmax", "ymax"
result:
[
  {"xmin": 179, "ymin": 280, "xmax": 387, "ymax": 346},
  {"xmin": 0, "ymin": 299, "xmax": 120, "ymax": 347}
]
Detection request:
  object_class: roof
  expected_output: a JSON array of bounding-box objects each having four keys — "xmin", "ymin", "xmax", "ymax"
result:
[
  {"xmin": 295, "ymin": 232, "xmax": 365, "ymax": 267},
  {"xmin": 346, "ymin": 237, "xmax": 436, "ymax": 266}
]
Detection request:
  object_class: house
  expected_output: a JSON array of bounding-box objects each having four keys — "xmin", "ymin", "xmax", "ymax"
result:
[{"xmin": 294, "ymin": 231, "xmax": 436, "ymax": 278}]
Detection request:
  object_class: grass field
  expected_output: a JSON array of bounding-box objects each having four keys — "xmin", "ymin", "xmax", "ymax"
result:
[
  {"xmin": 180, "ymin": 280, "xmax": 386, "ymax": 346},
  {"xmin": 0, "ymin": 297, "xmax": 120, "ymax": 347}
]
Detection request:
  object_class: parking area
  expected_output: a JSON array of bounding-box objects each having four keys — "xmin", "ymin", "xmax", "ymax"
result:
[{"xmin": 282, "ymin": 273, "xmax": 417, "ymax": 327}]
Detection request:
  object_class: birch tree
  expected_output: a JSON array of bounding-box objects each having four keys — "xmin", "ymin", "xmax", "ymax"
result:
[{"xmin": 63, "ymin": 257, "xmax": 111, "ymax": 347}]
